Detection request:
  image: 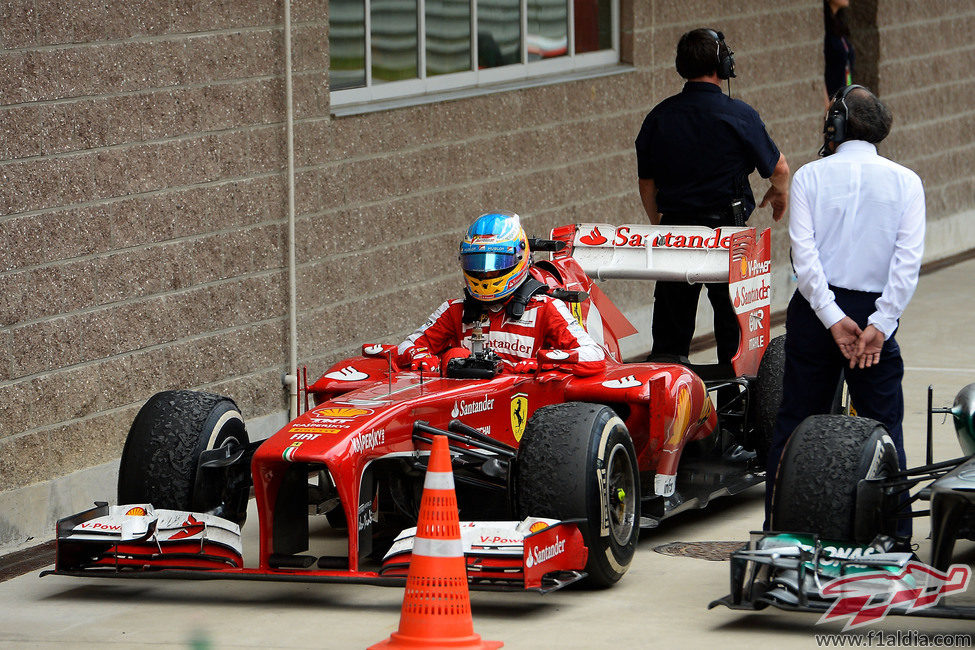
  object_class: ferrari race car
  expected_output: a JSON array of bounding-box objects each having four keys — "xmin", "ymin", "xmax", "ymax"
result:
[
  {"xmin": 46, "ymin": 223, "xmax": 781, "ymax": 592},
  {"xmin": 710, "ymin": 383, "xmax": 975, "ymax": 620}
]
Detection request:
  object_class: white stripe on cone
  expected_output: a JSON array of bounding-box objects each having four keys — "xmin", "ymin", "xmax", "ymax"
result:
[
  {"xmin": 412, "ymin": 537, "xmax": 465, "ymax": 558},
  {"xmin": 423, "ymin": 470, "xmax": 455, "ymax": 490}
]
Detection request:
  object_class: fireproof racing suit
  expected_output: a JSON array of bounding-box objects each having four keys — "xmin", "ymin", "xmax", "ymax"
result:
[{"xmin": 398, "ymin": 294, "xmax": 606, "ymax": 376}]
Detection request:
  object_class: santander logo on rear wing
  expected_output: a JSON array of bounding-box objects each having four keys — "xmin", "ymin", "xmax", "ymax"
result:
[
  {"xmin": 550, "ymin": 223, "xmax": 772, "ymax": 376},
  {"xmin": 552, "ymin": 223, "xmax": 756, "ymax": 282}
]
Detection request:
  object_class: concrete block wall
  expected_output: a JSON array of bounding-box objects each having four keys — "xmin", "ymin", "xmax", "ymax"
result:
[
  {"xmin": 0, "ymin": 1, "xmax": 328, "ymax": 550},
  {"xmin": 871, "ymin": 0, "xmax": 975, "ymax": 259},
  {"xmin": 1, "ymin": 0, "xmax": 973, "ymax": 554}
]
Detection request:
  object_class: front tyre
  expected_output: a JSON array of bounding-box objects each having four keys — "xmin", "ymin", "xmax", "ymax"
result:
[
  {"xmin": 118, "ymin": 390, "xmax": 251, "ymax": 526},
  {"xmin": 771, "ymin": 414, "xmax": 898, "ymax": 542},
  {"xmin": 516, "ymin": 403, "xmax": 640, "ymax": 587}
]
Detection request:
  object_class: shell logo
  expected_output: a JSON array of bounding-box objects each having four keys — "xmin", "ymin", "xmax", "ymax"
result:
[
  {"xmin": 125, "ymin": 507, "xmax": 147, "ymax": 516},
  {"xmin": 529, "ymin": 521, "xmax": 549, "ymax": 534},
  {"xmin": 314, "ymin": 407, "xmax": 371, "ymax": 418},
  {"xmin": 740, "ymin": 256, "xmax": 748, "ymax": 278}
]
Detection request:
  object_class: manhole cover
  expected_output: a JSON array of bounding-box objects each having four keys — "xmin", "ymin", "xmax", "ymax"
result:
[{"xmin": 653, "ymin": 541, "xmax": 747, "ymax": 561}]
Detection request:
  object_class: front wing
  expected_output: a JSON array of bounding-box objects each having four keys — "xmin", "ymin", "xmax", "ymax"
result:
[
  {"xmin": 709, "ymin": 532, "xmax": 975, "ymax": 621},
  {"xmin": 379, "ymin": 518, "xmax": 587, "ymax": 591},
  {"xmin": 43, "ymin": 504, "xmax": 587, "ymax": 593}
]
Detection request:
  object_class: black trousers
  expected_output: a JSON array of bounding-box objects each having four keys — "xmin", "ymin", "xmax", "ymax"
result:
[
  {"xmin": 650, "ymin": 214, "xmax": 739, "ymax": 365},
  {"xmin": 765, "ymin": 288, "xmax": 909, "ymax": 534},
  {"xmin": 650, "ymin": 280, "xmax": 739, "ymax": 364}
]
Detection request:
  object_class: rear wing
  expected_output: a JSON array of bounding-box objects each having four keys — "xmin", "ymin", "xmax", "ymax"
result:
[
  {"xmin": 549, "ymin": 223, "xmax": 771, "ymax": 376},
  {"xmin": 551, "ymin": 223, "xmax": 758, "ymax": 282}
]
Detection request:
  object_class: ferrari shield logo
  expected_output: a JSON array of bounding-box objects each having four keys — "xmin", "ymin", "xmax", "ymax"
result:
[
  {"xmin": 570, "ymin": 301, "xmax": 585, "ymax": 330},
  {"xmin": 510, "ymin": 393, "xmax": 529, "ymax": 442}
]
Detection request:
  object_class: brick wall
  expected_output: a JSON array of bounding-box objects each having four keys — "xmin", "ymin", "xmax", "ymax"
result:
[
  {"xmin": 874, "ymin": 0, "xmax": 975, "ymax": 237},
  {"xmin": 1, "ymin": 0, "xmax": 973, "ymax": 553},
  {"xmin": 0, "ymin": 2, "xmax": 328, "ymax": 526}
]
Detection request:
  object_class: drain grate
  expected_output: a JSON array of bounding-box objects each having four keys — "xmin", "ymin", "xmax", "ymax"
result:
[
  {"xmin": 652, "ymin": 541, "xmax": 747, "ymax": 561},
  {"xmin": 0, "ymin": 540, "xmax": 56, "ymax": 582}
]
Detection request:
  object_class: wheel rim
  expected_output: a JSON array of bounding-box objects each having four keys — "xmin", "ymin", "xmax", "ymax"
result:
[
  {"xmin": 864, "ymin": 434, "xmax": 896, "ymax": 480},
  {"xmin": 203, "ymin": 426, "xmax": 246, "ymax": 522},
  {"xmin": 606, "ymin": 442, "xmax": 636, "ymax": 546},
  {"xmin": 215, "ymin": 434, "xmax": 241, "ymax": 450}
]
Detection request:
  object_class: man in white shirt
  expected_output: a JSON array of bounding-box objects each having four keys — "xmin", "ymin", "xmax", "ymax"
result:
[{"xmin": 765, "ymin": 85, "xmax": 925, "ymax": 536}]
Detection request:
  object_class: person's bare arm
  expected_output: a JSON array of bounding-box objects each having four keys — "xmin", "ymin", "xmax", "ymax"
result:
[
  {"xmin": 758, "ymin": 153, "xmax": 790, "ymax": 222},
  {"xmin": 639, "ymin": 178, "xmax": 661, "ymax": 225}
]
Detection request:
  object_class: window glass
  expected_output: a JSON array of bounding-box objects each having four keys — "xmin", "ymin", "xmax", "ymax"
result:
[
  {"xmin": 426, "ymin": 0, "xmax": 472, "ymax": 76},
  {"xmin": 477, "ymin": 0, "xmax": 521, "ymax": 69},
  {"xmin": 371, "ymin": 0, "xmax": 419, "ymax": 83},
  {"xmin": 527, "ymin": 0, "xmax": 567, "ymax": 62},
  {"xmin": 574, "ymin": 0, "xmax": 613, "ymax": 53},
  {"xmin": 328, "ymin": 0, "xmax": 619, "ymax": 106},
  {"xmin": 329, "ymin": 0, "xmax": 366, "ymax": 90}
]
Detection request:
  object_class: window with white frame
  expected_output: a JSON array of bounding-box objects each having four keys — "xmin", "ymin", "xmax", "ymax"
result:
[{"xmin": 329, "ymin": 0, "xmax": 619, "ymax": 107}]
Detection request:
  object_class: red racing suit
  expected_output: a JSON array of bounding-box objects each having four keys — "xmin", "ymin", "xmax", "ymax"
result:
[{"xmin": 398, "ymin": 294, "xmax": 606, "ymax": 376}]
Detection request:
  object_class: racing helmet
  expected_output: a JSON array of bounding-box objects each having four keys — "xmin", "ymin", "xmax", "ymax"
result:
[{"xmin": 459, "ymin": 212, "xmax": 531, "ymax": 302}]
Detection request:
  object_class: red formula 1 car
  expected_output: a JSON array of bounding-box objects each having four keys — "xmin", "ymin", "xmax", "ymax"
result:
[{"xmin": 46, "ymin": 223, "xmax": 781, "ymax": 592}]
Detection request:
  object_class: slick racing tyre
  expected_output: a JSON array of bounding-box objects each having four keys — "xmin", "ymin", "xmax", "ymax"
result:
[
  {"xmin": 118, "ymin": 390, "xmax": 251, "ymax": 526},
  {"xmin": 516, "ymin": 403, "xmax": 640, "ymax": 587},
  {"xmin": 749, "ymin": 334, "xmax": 785, "ymax": 464},
  {"xmin": 771, "ymin": 415, "xmax": 898, "ymax": 542}
]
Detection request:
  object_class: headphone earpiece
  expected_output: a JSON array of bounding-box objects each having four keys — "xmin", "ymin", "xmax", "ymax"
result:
[
  {"xmin": 821, "ymin": 83, "xmax": 866, "ymax": 156},
  {"xmin": 707, "ymin": 29, "xmax": 736, "ymax": 80}
]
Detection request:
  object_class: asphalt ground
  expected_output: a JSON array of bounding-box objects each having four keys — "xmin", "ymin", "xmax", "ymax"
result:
[{"xmin": 1, "ymin": 257, "xmax": 974, "ymax": 649}]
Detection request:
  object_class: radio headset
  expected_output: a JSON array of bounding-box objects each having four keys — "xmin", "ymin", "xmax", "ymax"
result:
[
  {"xmin": 706, "ymin": 29, "xmax": 736, "ymax": 96},
  {"xmin": 820, "ymin": 83, "xmax": 866, "ymax": 156}
]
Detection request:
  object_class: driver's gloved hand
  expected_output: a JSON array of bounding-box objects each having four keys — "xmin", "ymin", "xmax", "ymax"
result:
[
  {"xmin": 405, "ymin": 346, "xmax": 440, "ymax": 373},
  {"xmin": 410, "ymin": 355, "xmax": 440, "ymax": 373},
  {"xmin": 509, "ymin": 359, "xmax": 539, "ymax": 374}
]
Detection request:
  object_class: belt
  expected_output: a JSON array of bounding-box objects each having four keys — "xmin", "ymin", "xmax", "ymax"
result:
[{"xmin": 827, "ymin": 284, "xmax": 882, "ymax": 299}]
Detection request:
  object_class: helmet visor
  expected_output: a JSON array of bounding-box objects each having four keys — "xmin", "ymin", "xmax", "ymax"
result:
[{"xmin": 460, "ymin": 250, "xmax": 520, "ymax": 274}]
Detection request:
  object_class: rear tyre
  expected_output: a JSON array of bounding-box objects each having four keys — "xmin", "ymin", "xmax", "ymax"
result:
[
  {"xmin": 771, "ymin": 415, "xmax": 898, "ymax": 541},
  {"xmin": 118, "ymin": 390, "xmax": 250, "ymax": 526},
  {"xmin": 749, "ymin": 334, "xmax": 785, "ymax": 464},
  {"xmin": 516, "ymin": 403, "xmax": 639, "ymax": 587}
]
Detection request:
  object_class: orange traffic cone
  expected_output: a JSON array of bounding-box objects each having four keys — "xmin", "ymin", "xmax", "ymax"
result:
[{"xmin": 370, "ymin": 434, "xmax": 502, "ymax": 649}]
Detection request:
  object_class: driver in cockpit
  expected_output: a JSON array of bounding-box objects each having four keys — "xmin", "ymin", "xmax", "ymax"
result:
[{"xmin": 397, "ymin": 211, "xmax": 606, "ymax": 376}]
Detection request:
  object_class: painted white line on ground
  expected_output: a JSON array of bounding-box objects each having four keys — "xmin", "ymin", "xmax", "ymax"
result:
[{"xmin": 904, "ymin": 366, "xmax": 975, "ymax": 373}]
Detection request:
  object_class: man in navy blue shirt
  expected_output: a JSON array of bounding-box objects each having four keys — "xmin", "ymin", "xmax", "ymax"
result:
[{"xmin": 635, "ymin": 28, "xmax": 789, "ymax": 368}]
